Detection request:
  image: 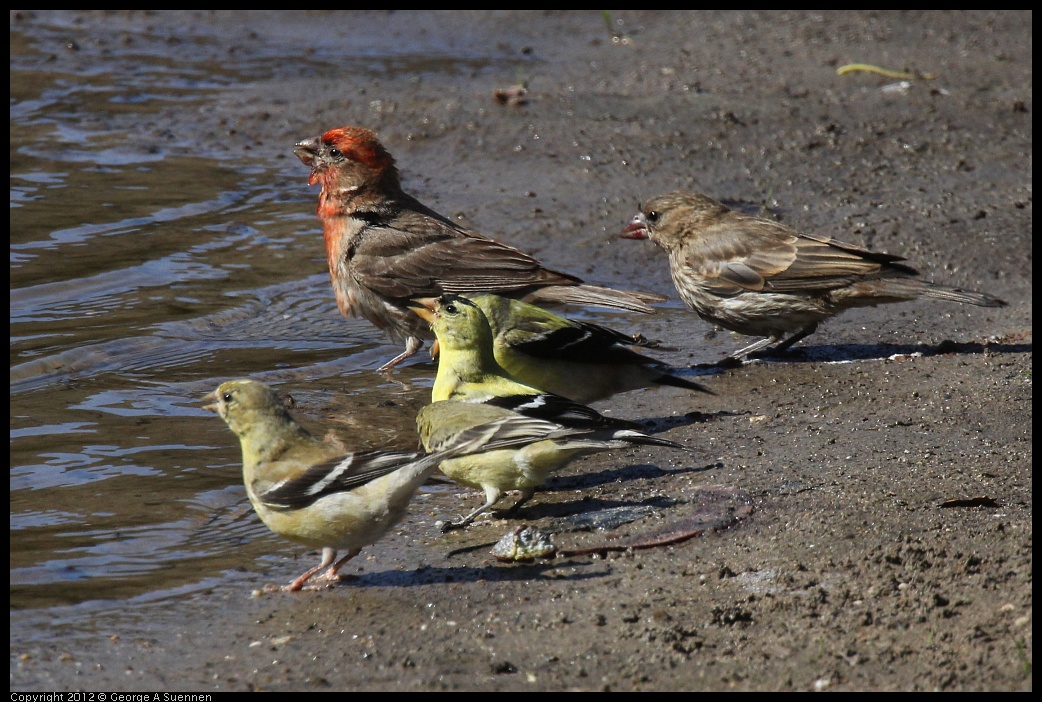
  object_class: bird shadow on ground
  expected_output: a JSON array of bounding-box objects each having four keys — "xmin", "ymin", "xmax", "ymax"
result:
[
  {"xmin": 552, "ymin": 458, "xmax": 722, "ymax": 494},
  {"xmin": 637, "ymin": 409, "xmax": 745, "ymax": 435},
  {"xmin": 504, "ymin": 490, "xmax": 680, "ymax": 521},
  {"xmin": 698, "ymin": 339, "xmax": 1031, "ymax": 367},
  {"xmin": 438, "ymin": 484, "xmax": 755, "ymax": 563},
  {"xmin": 443, "ymin": 464, "xmax": 722, "ymax": 537},
  {"xmin": 435, "ymin": 495, "xmax": 677, "ymax": 556},
  {"xmin": 493, "ymin": 461, "xmax": 724, "ymax": 526},
  {"xmin": 342, "ymin": 557, "xmax": 608, "ymax": 588}
]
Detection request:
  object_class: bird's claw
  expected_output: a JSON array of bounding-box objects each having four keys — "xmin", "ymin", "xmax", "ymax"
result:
[{"xmin": 439, "ymin": 518, "xmax": 470, "ymax": 533}]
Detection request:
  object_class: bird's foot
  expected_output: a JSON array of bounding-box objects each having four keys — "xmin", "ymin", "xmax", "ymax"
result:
[
  {"xmin": 439, "ymin": 517, "xmax": 473, "ymax": 533},
  {"xmin": 286, "ymin": 574, "xmax": 355, "ymax": 592},
  {"xmin": 315, "ymin": 569, "xmax": 354, "ymax": 584},
  {"xmin": 279, "ymin": 562, "xmax": 358, "ymax": 592},
  {"xmin": 254, "ymin": 581, "xmax": 339, "ymax": 594},
  {"xmin": 703, "ymin": 355, "xmax": 745, "ymax": 370},
  {"xmin": 300, "ymin": 580, "xmax": 349, "ymax": 591}
]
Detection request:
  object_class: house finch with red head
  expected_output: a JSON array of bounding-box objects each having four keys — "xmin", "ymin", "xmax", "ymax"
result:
[
  {"xmin": 294, "ymin": 125, "xmax": 665, "ymax": 371},
  {"xmin": 622, "ymin": 191, "xmax": 1007, "ymax": 362}
]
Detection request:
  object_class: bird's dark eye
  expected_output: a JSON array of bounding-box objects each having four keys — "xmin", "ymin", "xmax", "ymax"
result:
[
  {"xmin": 222, "ymin": 392, "xmax": 233, "ymax": 402},
  {"xmin": 444, "ymin": 302, "xmax": 459, "ymax": 314},
  {"xmin": 646, "ymin": 210, "xmax": 661, "ymax": 223},
  {"xmin": 329, "ymin": 147, "xmax": 343, "ymax": 159}
]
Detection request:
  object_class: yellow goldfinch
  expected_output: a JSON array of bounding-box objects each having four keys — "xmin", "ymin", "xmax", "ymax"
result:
[
  {"xmin": 411, "ymin": 295, "xmax": 691, "ymax": 530},
  {"xmin": 424, "ymin": 293, "xmax": 712, "ymax": 404},
  {"xmin": 205, "ymin": 378, "xmax": 569, "ymax": 590}
]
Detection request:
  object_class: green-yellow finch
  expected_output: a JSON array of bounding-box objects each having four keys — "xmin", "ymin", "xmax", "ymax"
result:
[
  {"xmin": 205, "ymin": 378, "xmax": 570, "ymax": 589},
  {"xmin": 411, "ymin": 295, "xmax": 691, "ymax": 530},
  {"xmin": 424, "ymin": 292, "xmax": 711, "ymax": 403}
]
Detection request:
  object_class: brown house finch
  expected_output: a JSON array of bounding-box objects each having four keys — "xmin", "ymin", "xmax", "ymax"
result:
[
  {"xmin": 294, "ymin": 125, "xmax": 665, "ymax": 371},
  {"xmin": 622, "ymin": 191, "xmax": 1007, "ymax": 362}
]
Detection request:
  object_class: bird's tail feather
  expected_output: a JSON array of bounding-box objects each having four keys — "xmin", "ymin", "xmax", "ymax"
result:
[
  {"xmin": 423, "ymin": 414, "xmax": 691, "ymax": 469},
  {"xmin": 526, "ymin": 284, "xmax": 667, "ymax": 314},
  {"xmin": 655, "ymin": 373, "xmax": 714, "ymax": 395},
  {"xmin": 550, "ymin": 428, "xmax": 689, "ymax": 452},
  {"xmin": 835, "ymin": 279, "xmax": 1007, "ymax": 309},
  {"xmin": 915, "ymin": 282, "xmax": 1008, "ymax": 308},
  {"xmin": 607, "ymin": 429, "xmax": 690, "ymax": 451}
]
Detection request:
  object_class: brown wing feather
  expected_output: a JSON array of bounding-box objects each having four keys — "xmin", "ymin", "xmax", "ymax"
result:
[
  {"xmin": 689, "ymin": 214, "xmax": 917, "ymax": 296},
  {"xmin": 350, "ymin": 219, "xmax": 581, "ymax": 302}
]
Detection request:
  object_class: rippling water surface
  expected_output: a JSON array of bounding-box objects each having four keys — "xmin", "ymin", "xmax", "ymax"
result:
[{"xmin": 10, "ymin": 14, "xmax": 460, "ymax": 622}]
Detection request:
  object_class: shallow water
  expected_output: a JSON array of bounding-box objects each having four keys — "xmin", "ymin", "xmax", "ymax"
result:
[
  {"xmin": 9, "ymin": 14, "xmax": 440, "ymax": 617},
  {"xmin": 10, "ymin": 12, "xmax": 724, "ymax": 642}
]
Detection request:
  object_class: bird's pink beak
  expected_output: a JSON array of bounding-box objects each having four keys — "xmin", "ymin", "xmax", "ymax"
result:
[{"xmin": 620, "ymin": 214, "xmax": 650, "ymax": 240}]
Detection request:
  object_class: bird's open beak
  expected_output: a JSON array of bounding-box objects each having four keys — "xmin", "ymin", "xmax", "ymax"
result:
[
  {"xmin": 620, "ymin": 214, "xmax": 650, "ymax": 240},
  {"xmin": 407, "ymin": 298, "xmax": 441, "ymax": 359},
  {"xmin": 408, "ymin": 297, "xmax": 439, "ymax": 324},
  {"xmin": 293, "ymin": 137, "xmax": 322, "ymax": 184}
]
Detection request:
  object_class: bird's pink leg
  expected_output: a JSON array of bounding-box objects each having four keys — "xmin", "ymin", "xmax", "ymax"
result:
[
  {"xmin": 377, "ymin": 336, "xmax": 424, "ymax": 372},
  {"xmin": 286, "ymin": 546, "xmax": 338, "ymax": 592}
]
